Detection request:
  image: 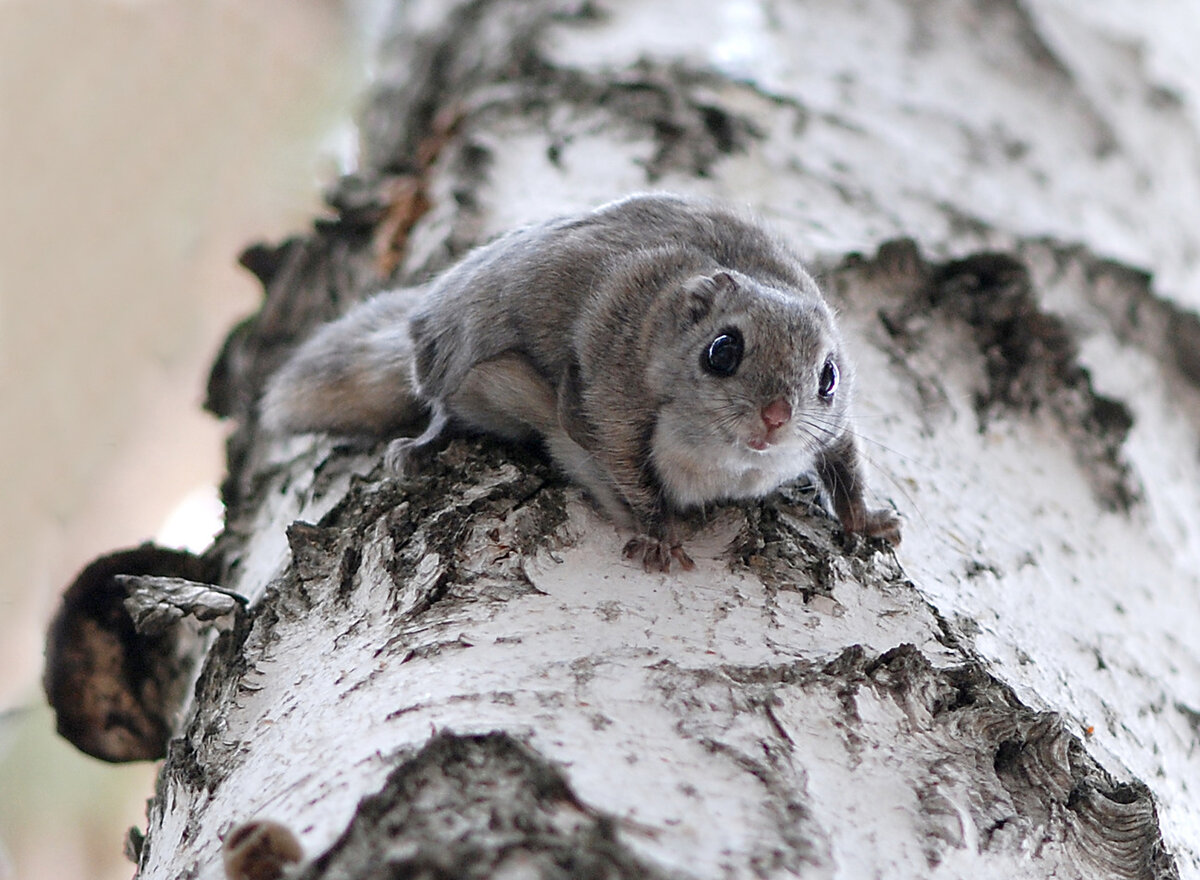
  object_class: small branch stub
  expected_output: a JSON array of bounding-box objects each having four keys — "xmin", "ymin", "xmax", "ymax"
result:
[{"xmin": 222, "ymin": 820, "xmax": 304, "ymax": 880}]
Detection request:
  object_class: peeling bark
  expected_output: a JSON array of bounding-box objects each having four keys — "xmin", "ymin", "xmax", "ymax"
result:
[{"xmin": 44, "ymin": 1, "xmax": 1200, "ymax": 878}]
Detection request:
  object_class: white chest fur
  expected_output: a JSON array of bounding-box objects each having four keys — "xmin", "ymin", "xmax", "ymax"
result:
[{"xmin": 650, "ymin": 413, "xmax": 805, "ymax": 509}]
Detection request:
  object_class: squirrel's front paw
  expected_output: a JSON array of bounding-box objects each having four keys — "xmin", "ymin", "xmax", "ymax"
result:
[
  {"xmin": 622, "ymin": 536, "xmax": 696, "ymax": 573},
  {"xmin": 859, "ymin": 508, "xmax": 902, "ymax": 546},
  {"xmin": 838, "ymin": 500, "xmax": 902, "ymax": 547}
]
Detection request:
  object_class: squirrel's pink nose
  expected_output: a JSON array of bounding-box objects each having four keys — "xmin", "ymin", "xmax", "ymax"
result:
[{"xmin": 761, "ymin": 398, "xmax": 792, "ymax": 430}]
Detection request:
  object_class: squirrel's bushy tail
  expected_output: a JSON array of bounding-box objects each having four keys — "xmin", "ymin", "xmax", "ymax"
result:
[{"xmin": 259, "ymin": 291, "xmax": 428, "ymax": 437}]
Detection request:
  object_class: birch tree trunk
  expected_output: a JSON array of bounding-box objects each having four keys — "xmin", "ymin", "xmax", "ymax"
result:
[{"xmin": 50, "ymin": 1, "xmax": 1200, "ymax": 878}]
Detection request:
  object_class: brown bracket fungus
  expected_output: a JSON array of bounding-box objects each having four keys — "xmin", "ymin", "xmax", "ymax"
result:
[{"xmin": 43, "ymin": 545, "xmax": 238, "ymax": 762}]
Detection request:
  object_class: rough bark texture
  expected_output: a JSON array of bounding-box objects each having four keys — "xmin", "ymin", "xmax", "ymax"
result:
[{"xmin": 58, "ymin": 1, "xmax": 1200, "ymax": 878}]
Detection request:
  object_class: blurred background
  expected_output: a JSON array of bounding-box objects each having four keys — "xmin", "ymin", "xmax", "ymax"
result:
[{"xmin": 0, "ymin": 0, "xmax": 380, "ymax": 876}]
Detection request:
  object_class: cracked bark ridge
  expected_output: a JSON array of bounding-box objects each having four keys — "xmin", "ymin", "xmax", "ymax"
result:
[
  {"xmin": 297, "ymin": 439, "xmax": 565, "ymax": 610},
  {"xmin": 144, "ymin": 440, "xmax": 571, "ymax": 807},
  {"xmin": 855, "ymin": 646, "xmax": 1176, "ymax": 880},
  {"xmin": 860, "ymin": 238, "xmax": 1140, "ymax": 511},
  {"xmin": 729, "ymin": 481, "xmax": 901, "ymax": 598},
  {"xmin": 297, "ymin": 732, "xmax": 672, "ymax": 880},
  {"xmin": 556, "ymin": 60, "xmax": 760, "ymax": 180},
  {"xmin": 205, "ymin": 228, "xmax": 380, "ymax": 527},
  {"xmin": 43, "ymin": 546, "xmax": 218, "ymax": 762},
  {"xmin": 675, "ymin": 644, "xmax": 1176, "ymax": 878}
]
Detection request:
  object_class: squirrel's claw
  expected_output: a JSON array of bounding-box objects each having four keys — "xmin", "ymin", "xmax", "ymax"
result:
[{"xmin": 623, "ymin": 536, "xmax": 695, "ymax": 572}]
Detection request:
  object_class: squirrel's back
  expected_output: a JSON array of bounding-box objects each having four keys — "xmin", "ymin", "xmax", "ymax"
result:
[
  {"xmin": 261, "ymin": 194, "xmax": 812, "ymax": 438},
  {"xmin": 408, "ymin": 194, "xmax": 812, "ymax": 399}
]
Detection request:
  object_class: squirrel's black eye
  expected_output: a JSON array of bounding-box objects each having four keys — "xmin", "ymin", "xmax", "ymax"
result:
[
  {"xmin": 818, "ymin": 358, "xmax": 839, "ymax": 399},
  {"xmin": 703, "ymin": 328, "xmax": 743, "ymax": 377}
]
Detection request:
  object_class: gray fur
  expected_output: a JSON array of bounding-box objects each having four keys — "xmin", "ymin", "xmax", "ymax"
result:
[
  {"xmin": 261, "ymin": 194, "xmax": 900, "ymax": 568},
  {"xmin": 260, "ymin": 291, "xmax": 427, "ymax": 436}
]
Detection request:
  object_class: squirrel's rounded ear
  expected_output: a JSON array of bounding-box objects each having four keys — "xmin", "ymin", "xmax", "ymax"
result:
[{"xmin": 683, "ymin": 271, "xmax": 738, "ymax": 324}]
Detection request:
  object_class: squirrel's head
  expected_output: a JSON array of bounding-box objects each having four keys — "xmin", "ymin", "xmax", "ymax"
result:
[{"xmin": 647, "ymin": 268, "xmax": 853, "ymax": 495}]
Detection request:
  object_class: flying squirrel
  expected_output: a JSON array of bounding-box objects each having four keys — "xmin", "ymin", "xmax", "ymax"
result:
[{"xmin": 261, "ymin": 193, "xmax": 901, "ymax": 570}]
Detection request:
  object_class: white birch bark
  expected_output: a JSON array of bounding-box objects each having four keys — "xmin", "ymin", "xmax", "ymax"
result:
[{"xmin": 114, "ymin": 1, "xmax": 1200, "ymax": 877}]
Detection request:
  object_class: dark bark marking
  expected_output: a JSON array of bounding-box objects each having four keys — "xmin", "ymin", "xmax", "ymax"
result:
[
  {"xmin": 859, "ymin": 239, "xmax": 1142, "ymax": 512},
  {"xmin": 298, "ymin": 731, "xmax": 674, "ymax": 880}
]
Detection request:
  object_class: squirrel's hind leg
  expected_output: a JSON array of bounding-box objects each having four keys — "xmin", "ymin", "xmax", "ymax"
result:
[
  {"xmin": 442, "ymin": 354, "xmax": 633, "ymax": 528},
  {"xmin": 445, "ymin": 353, "xmax": 557, "ymax": 442},
  {"xmin": 384, "ymin": 351, "xmax": 549, "ymax": 475},
  {"xmin": 384, "ymin": 403, "xmax": 451, "ymax": 474}
]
